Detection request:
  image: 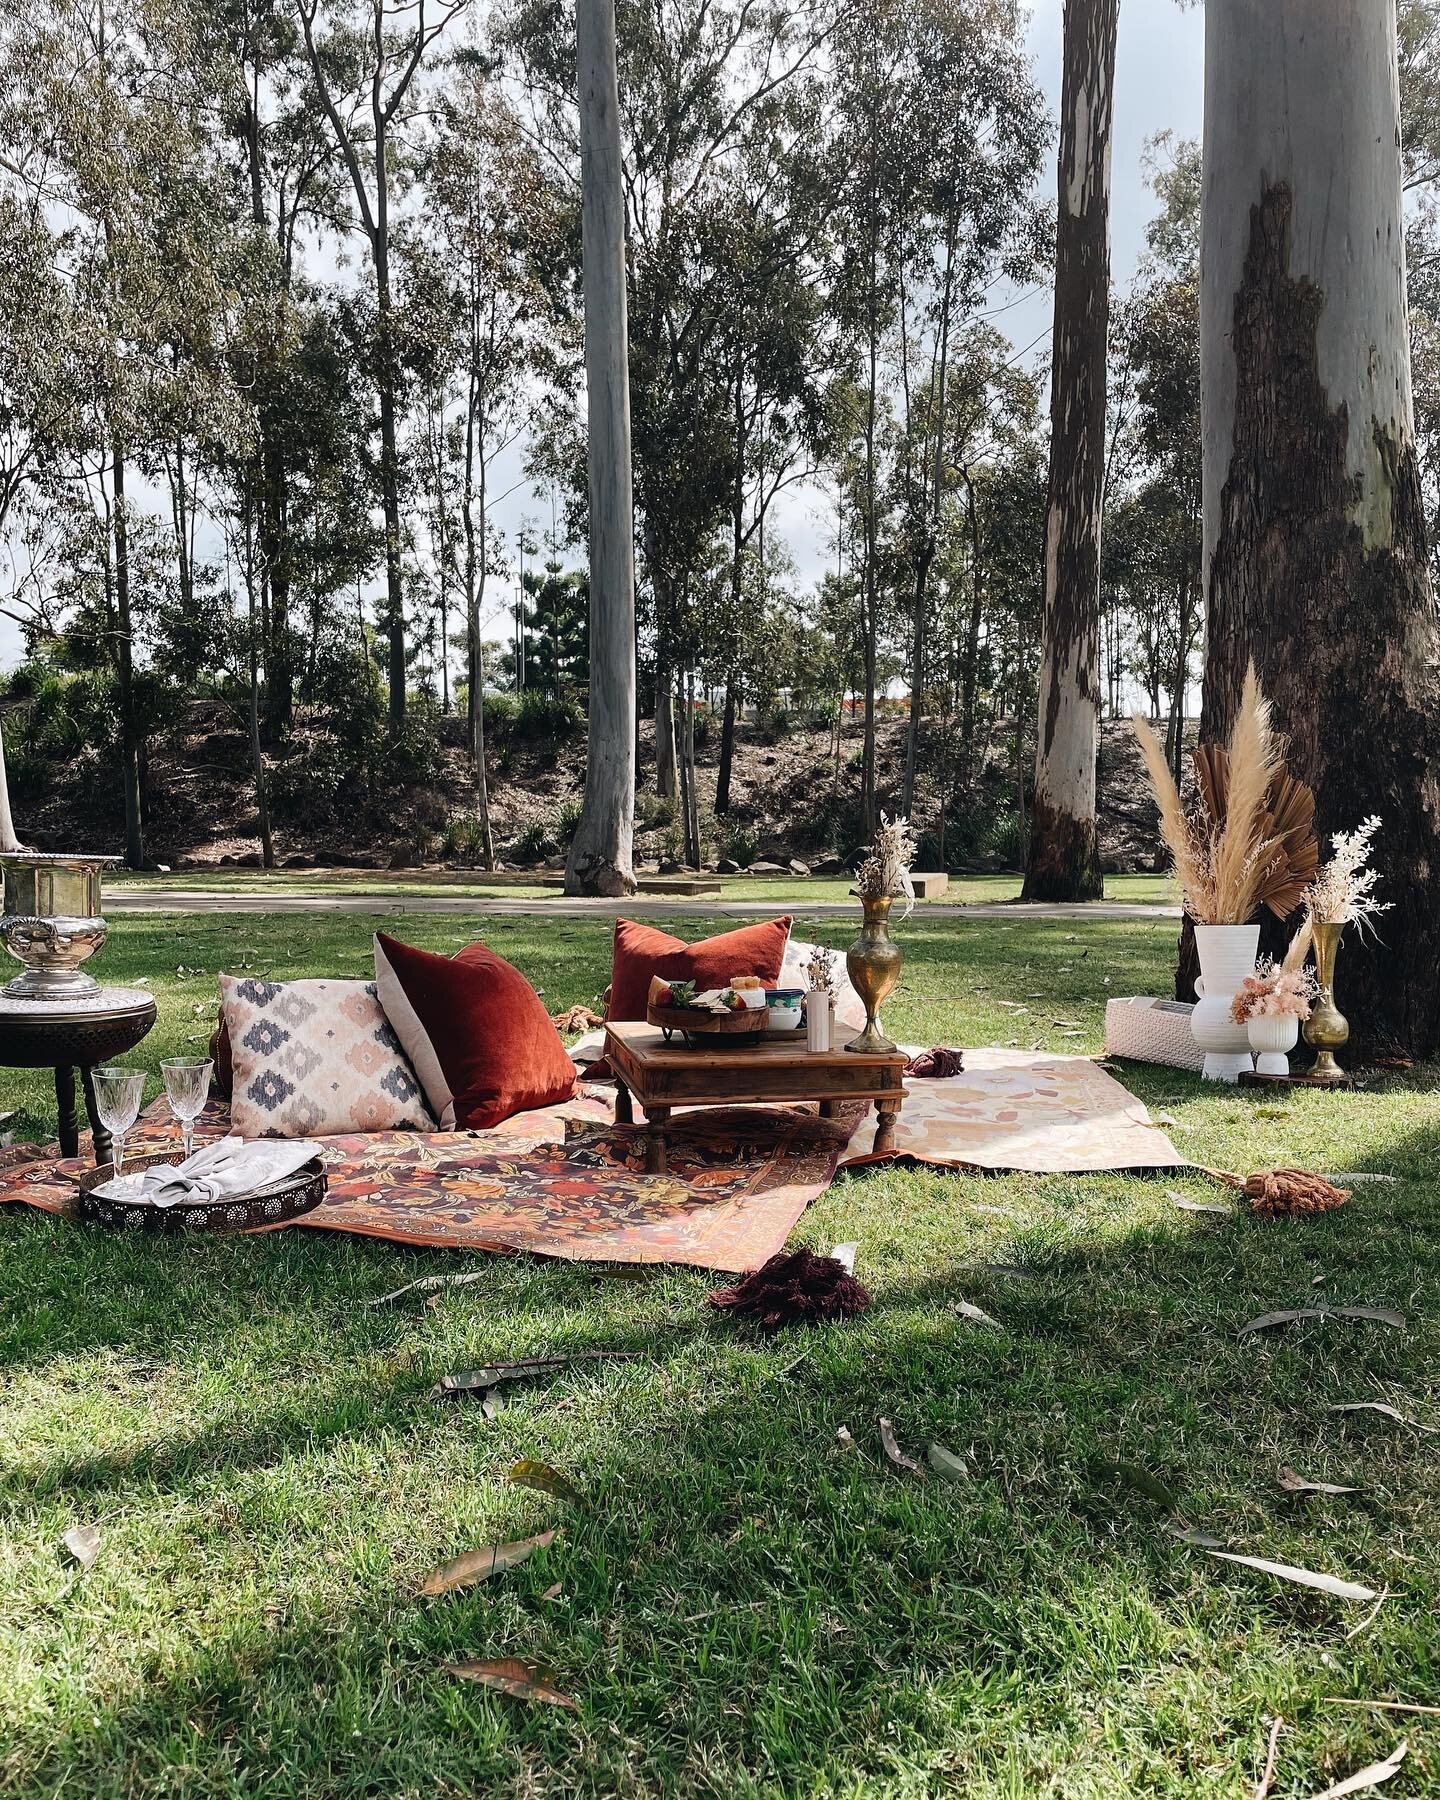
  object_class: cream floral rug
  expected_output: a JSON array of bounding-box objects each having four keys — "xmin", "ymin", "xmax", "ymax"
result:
[{"xmin": 843, "ymin": 1048, "xmax": 1186, "ymax": 1175}]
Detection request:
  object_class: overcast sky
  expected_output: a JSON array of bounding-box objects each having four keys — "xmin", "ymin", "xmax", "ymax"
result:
[{"xmin": 0, "ymin": 2, "xmax": 1207, "ymax": 671}]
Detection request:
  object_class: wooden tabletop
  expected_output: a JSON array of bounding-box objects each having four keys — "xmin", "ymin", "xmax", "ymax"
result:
[{"xmin": 604, "ymin": 1020, "xmax": 904, "ymax": 1071}]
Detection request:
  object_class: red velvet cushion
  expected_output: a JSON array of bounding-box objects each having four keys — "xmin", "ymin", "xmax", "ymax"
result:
[
  {"xmin": 373, "ymin": 932, "xmax": 576, "ymax": 1129},
  {"xmin": 606, "ymin": 915, "xmax": 792, "ymax": 1022}
]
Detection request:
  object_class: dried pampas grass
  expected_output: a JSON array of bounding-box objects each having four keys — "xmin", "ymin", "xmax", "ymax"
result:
[{"xmin": 1132, "ymin": 664, "xmax": 1315, "ymax": 926}]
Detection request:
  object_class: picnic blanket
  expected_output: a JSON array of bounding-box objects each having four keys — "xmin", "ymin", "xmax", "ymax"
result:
[{"xmin": 0, "ymin": 1090, "xmax": 865, "ymax": 1274}]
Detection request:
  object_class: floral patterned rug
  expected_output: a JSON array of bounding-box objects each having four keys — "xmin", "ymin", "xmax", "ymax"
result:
[{"xmin": 0, "ymin": 1090, "xmax": 865, "ymax": 1273}]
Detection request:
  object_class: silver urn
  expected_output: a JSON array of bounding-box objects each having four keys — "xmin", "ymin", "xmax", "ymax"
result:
[{"xmin": 0, "ymin": 852, "xmax": 121, "ymax": 999}]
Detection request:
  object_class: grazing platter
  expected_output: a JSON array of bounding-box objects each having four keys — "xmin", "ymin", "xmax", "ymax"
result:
[{"xmin": 645, "ymin": 974, "xmax": 769, "ymax": 1048}]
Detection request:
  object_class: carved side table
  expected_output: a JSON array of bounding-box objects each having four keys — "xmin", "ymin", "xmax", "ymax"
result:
[{"xmin": 0, "ymin": 986, "xmax": 157, "ymax": 1163}]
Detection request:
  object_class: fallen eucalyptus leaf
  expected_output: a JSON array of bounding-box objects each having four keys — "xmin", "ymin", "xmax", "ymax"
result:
[
  {"xmin": 481, "ymin": 1389, "xmax": 505, "ymax": 1420},
  {"xmin": 1307, "ymin": 1740, "xmax": 1406, "ymax": 1800},
  {"xmin": 1170, "ymin": 1196, "xmax": 1233, "ymax": 1216},
  {"xmin": 836, "ymin": 1425, "xmax": 856, "ymax": 1450},
  {"xmin": 370, "ymin": 1271, "xmax": 488, "ymax": 1306},
  {"xmin": 61, "ymin": 1524, "xmax": 101, "ymax": 1568},
  {"xmin": 1278, "ymin": 1467, "xmax": 1359, "ymax": 1497},
  {"xmin": 1324, "ymin": 1699, "xmax": 1440, "ymax": 1718},
  {"xmin": 1238, "ymin": 1307, "xmax": 1406, "ymax": 1337},
  {"xmin": 953, "ymin": 1300, "xmax": 1001, "ymax": 1329},
  {"xmin": 1099, "ymin": 1459, "xmax": 1178, "ymax": 1513},
  {"xmin": 541, "ymin": 1581, "xmax": 563, "ymax": 1601},
  {"xmin": 446, "ymin": 1658, "xmax": 578, "ymax": 1710},
  {"xmin": 508, "ymin": 1460, "xmax": 586, "ymax": 1507},
  {"xmin": 830, "ymin": 1241, "xmax": 858, "ymax": 1275},
  {"xmin": 420, "ymin": 1529, "xmax": 560, "ymax": 1596},
  {"xmin": 926, "ymin": 1441, "xmax": 968, "ymax": 1481},
  {"xmin": 433, "ymin": 1351, "xmax": 638, "ymax": 1398},
  {"xmin": 878, "ymin": 1417, "xmax": 923, "ymax": 1475},
  {"xmin": 1168, "ymin": 1524, "xmax": 1225, "ymax": 1547},
  {"xmin": 1330, "ymin": 1401, "xmax": 1435, "ymax": 1432},
  {"xmin": 1202, "ymin": 1549, "xmax": 1375, "ymax": 1602}
]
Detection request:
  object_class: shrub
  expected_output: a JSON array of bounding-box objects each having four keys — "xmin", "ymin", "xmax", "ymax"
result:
[
  {"xmin": 716, "ymin": 821, "xmax": 758, "ymax": 867},
  {"xmin": 441, "ymin": 814, "xmax": 488, "ymax": 860},
  {"xmin": 983, "ymin": 809, "xmax": 1027, "ymax": 868},
  {"xmin": 511, "ymin": 816, "xmax": 557, "ymax": 862},
  {"xmin": 635, "ymin": 790, "xmax": 675, "ymax": 830},
  {"xmin": 516, "ymin": 689, "xmax": 583, "ymax": 745},
  {"xmin": 556, "ymin": 799, "xmax": 583, "ymax": 846}
]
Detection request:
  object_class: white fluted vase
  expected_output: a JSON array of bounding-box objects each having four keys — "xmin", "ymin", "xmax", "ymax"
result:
[
  {"xmin": 1247, "ymin": 1012, "xmax": 1299, "ymax": 1079},
  {"xmin": 1192, "ymin": 924, "xmax": 1260, "ymax": 1082}
]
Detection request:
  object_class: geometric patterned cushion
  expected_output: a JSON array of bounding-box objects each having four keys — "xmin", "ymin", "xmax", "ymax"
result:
[{"xmin": 219, "ymin": 974, "xmax": 432, "ymax": 1138}]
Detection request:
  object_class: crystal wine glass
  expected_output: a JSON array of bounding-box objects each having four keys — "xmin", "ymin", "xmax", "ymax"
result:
[
  {"xmin": 90, "ymin": 1067, "xmax": 147, "ymax": 1177},
  {"xmin": 161, "ymin": 1056, "xmax": 213, "ymax": 1162}
]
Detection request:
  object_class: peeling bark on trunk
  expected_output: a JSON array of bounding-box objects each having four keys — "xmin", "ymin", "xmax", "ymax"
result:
[
  {"xmin": 1022, "ymin": 0, "xmax": 1117, "ymax": 902},
  {"xmin": 1194, "ymin": 0, "xmax": 1440, "ymax": 1059},
  {"xmin": 565, "ymin": 0, "xmax": 637, "ymax": 897}
]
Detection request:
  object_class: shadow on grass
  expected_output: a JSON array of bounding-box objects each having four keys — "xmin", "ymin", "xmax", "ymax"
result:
[{"xmin": 4, "ymin": 1153, "xmax": 1438, "ymax": 1794}]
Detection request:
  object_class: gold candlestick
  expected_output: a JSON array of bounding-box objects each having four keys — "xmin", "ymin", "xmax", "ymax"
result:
[{"xmin": 1303, "ymin": 919, "xmax": 1349, "ymax": 1083}]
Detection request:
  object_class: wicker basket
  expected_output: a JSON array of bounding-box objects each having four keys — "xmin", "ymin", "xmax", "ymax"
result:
[{"xmin": 1103, "ymin": 996, "xmax": 1204, "ymax": 1072}]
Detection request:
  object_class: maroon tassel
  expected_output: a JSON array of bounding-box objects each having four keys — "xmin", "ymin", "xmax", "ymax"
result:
[
  {"xmin": 707, "ymin": 1247, "xmax": 872, "ymax": 1330},
  {"xmin": 904, "ymin": 1046, "xmax": 965, "ymax": 1079}
]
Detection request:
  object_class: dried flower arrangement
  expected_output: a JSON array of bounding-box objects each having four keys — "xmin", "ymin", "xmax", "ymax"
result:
[
  {"xmin": 1229, "ymin": 960, "xmax": 1318, "ymax": 1026},
  {"xmin": 1131, "ymin": 666, "xmax": 1318, "ymax": 925},
  {"xmin": 1304, "ymin": 816, "xmax": 1391, "ymax": 936},
  {"xmin": 803, "ymin": 945, "xmax": 838, "ymax": 994},
  {"xmin": 853, "ymin": 813, "xmax": 918, "ymax": 916}
]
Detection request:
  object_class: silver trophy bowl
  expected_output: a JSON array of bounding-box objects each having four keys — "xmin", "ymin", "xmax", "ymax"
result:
[{"xmin": 0, "ymin": 852, "xmax": 121, "ymax": 999}]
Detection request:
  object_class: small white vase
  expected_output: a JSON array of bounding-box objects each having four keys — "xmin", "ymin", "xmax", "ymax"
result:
[
  {"xmin": 1247, "ymin": 1012, "xmax": 1299, "ymax": 1078},
  {"xmin": 805, "ymin": 990, "xmax": 833, "ymax": 1053},
  {"xmin": 1192, "ymin": 923, "xmax": 1260, "ymax": 1082}
]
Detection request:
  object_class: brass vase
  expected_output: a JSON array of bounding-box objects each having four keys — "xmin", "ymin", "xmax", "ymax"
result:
[
  {"xmin": 1303, "ymin": 919, "xmax": 1349, "ymax": 1083},
  {"xmin": 846, "ymin": 893, "xmax": 902, "ymax": 1054}
]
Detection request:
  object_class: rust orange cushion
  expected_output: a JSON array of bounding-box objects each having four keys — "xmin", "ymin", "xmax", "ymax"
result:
[
  {"xmin": 373, "ymin": 932, "xmax": 576, "ymax": 1129},
  {"xmin": 606, "ymin": 915, "xmax": 792, "ymax": 1022}
]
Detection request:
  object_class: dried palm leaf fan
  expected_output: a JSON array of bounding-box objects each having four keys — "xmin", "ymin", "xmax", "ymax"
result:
[
  {"xmin": 1192, "ymin": 748, "xmax": 1320, "ymax": 920},
  {"xmin": 1132, "ymin": 665, "xmax": 1316, "ymax": 925}
]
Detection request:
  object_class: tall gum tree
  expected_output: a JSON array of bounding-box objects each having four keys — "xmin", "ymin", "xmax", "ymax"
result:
[
  {"xmin": 1022, "ymin": 0, "xmax": 1118, "ymax": 902},
  {"xmin": 1201, "ymin": 0, "xmax": 1440, "ymax": 1059},
  {"xmin": 565, "ymin": 0, "xmax": 636, "ymax": 896}
]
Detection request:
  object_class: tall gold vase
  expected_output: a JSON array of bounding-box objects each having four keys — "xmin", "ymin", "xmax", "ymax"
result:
[
  {"xmin": 1303, "ymin": 919, "xmax": 1349, "ymax": 1083},
  {"xmin": 846, "ymin": 893, "xmax": 902, "ymax": 1054}
]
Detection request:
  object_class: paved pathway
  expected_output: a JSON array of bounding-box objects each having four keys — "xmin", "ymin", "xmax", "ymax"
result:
[{"xmin": 108, "ymin": 889, "xmax": 1180, "ymax": 923}]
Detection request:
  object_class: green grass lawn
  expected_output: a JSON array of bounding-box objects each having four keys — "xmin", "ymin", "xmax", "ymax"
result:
[{"xmin": 1, "ymin": 910, "xmax": 1437, "ymax": 1796}]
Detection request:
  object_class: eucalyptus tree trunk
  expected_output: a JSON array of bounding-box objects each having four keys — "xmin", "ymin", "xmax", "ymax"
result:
[
  {"xmin": 565, "ymin": 0, "xmax": 637, "ymax": 897},
  {"xmin": 1022, "ymin": 0, "xmax": 1118, "ymax": 901},
  {"xmin": 0, "ymin": 726, "xmax": 21, "ymax": 853},
  {"xmin": 1198, "ymin": 0, "xmax": 1440, "ymax": 1058}
]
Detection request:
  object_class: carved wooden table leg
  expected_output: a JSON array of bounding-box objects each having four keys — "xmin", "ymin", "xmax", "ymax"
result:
[
  {"xmin": 81, "ymin": 1066, "xmax": 113, "ymax": 1167},
  {"xmin": 645, "ymin": 1105, "xmax": 670, "ymax": 1175},
  {"xmin": 873, "ymin": 1103, "xmax": 900, "ymax": 1155},
  {"xmin": 614, "ymin": 1077, "xmax": 634, "ymax": 1126},
  {"xmin": 53, "ymin": 1065, "xmax": 79, "ymax": 1159}
]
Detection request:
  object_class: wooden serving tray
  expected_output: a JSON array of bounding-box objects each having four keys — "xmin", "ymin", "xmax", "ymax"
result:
[{"xmin": 78, "ymin": 1149, "xmax": 328, "ymax": 1234}]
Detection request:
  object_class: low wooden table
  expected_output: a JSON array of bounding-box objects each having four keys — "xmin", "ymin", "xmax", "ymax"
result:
[
  {"xmin": 603, "ymin": 1020, "xmax": 907, "ymax": 1174},
  {"xmin": 0, "ymin": 985, "xmax": 157, "ymax": 1163}
]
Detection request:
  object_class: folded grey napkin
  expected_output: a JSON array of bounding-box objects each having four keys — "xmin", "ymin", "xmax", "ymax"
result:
[{"xmin": 92, "ymin": 1135, "xmax": 324, "ymax": 1209}]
